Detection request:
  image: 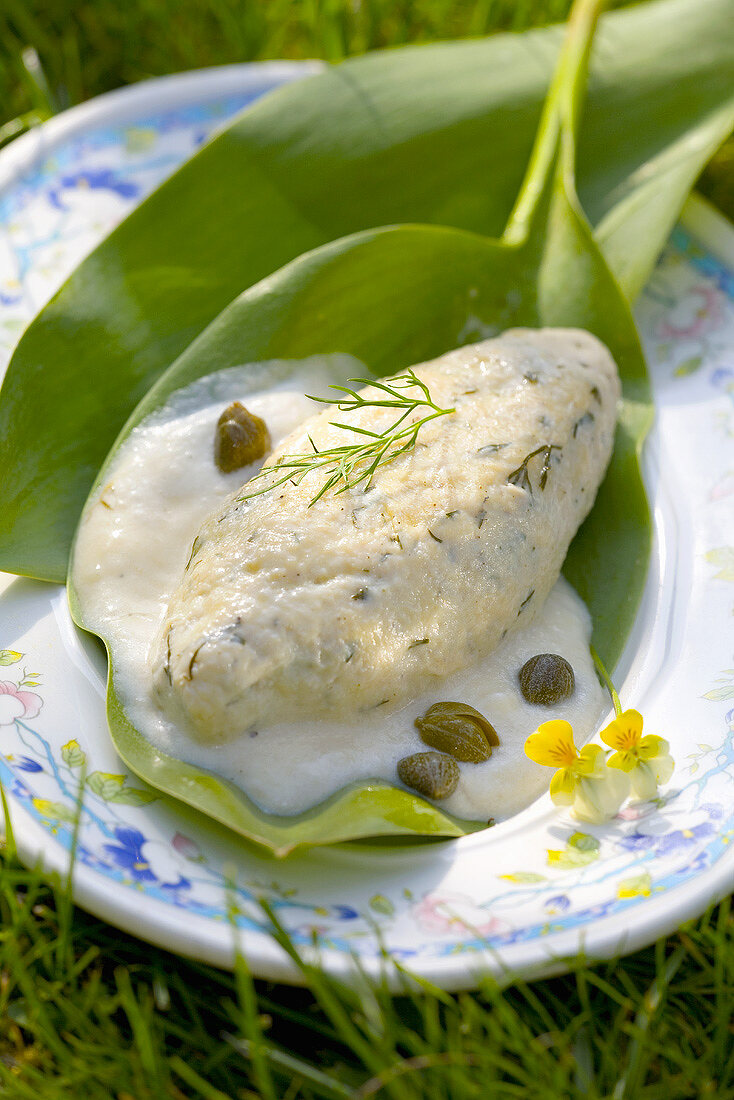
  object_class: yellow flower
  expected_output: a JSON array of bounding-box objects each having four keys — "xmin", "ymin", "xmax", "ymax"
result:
[
  {"xmin": 600, "ymin": 710, "xmax": 674, "ymax": 800},
  {"xmin": 525, "ymin": 720, "xmax": 629, "ymax": 823}
]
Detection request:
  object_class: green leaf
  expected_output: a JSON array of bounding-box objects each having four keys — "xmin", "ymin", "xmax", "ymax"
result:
[
  {"xmin": 62, "ymin": 0, "xmax": 652, "ymax": 854},
  {"xmin": 1, "ymin": 0, "xmax": 732, "ymax": 581},
  {"xmin": 96, "ymin": 210, "xmax": 649, "ymax": 670},
  {"xmin": 109, "ymin": 1, "xmax": 650, "ymax": 674},
  {"xmin": 85, "ymin": 770, "xmax": 156, "ymax": 804},
  {"xmin": 32, "ymin": 798, "xmax": 76, "ymax": 824},
  {"xmin": 548, "ymin": 831, "xmax": 601, "ymax": 869},
  {"xmin": 547, "ymin": 846, "xmax": 599, "ymax": 870},
  {"xmin": 106, "ymin": 787, "xmax": 158, "ymax": 806},
  {"xmin": 568, "ymin": 832, "xmax": 600, "ymax": 853},
  {"xmin": 0, "ymin": 650, "xmax": 21, "ymax": 666},
  {"xmin": 61, "ymin": 739, "xmax": 86, "ymax": 769},
  {"xmin": 702, "ymin": 687, "xmax": 734, "ymax": 701},
  {"xmin": 705, "ymin": 547, "xmax": 734, "ymax": 583},
  {"xmin": 369, "ymin": 895, "xmax": 396, "ymax": 916},
  {"xmin": 86, "ymin": 772, "xmax": 126, "ymax": 801},
  {"xmin": 617, "ymin": 872, "xmax": 652, "ymax": 898},
  {"xmin": 673, "ymin": 355, "xmax": 703, "ymax": 378},
  {"xmin": 499, "ymin": 872, "xmax": 548, "ymax": 884}
]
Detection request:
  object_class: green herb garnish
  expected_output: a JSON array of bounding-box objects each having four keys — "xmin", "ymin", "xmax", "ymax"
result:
[{"xmin": 237, "ymin": 370, "xmax": 454, "ymax": 505}]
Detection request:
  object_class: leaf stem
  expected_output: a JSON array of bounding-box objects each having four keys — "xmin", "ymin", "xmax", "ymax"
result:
[
  {"xmin": 503, "ymin": 0, "xmax": 606, "ymax": 243},
  {"xmin": 590, "ymin": 644, "xmax": 622, "ymax": 717}
]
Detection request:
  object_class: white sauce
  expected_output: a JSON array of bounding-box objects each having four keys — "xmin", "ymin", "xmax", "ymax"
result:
[{"xmin": 72, "ymin": 355, "xmax": 607, "ymax": 821}]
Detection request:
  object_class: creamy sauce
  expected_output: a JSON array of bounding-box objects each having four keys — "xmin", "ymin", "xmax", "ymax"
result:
[{"xmin": 72, "ymin": 352, "xmax": 607, "ymax": 821}]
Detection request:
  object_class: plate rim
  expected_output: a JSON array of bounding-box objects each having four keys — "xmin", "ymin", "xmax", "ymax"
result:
[
  {"xmin": 0, "ymin": 60, "xmax": 323, "ymax": 193},
  {"xmin": 0, "ymin": 65, "xmax": 732, "ymax": 990}
]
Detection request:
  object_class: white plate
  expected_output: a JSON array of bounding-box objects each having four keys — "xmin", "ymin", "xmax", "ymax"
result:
[{"xmin": 1, "ymin": 64, "xmax": 733, "ymax": 990}]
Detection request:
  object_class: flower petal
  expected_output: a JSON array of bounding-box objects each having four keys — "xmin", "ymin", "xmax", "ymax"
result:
[
  {"xmin": 549, "ymin": 768, "xmax": 577, "ymax": 805},
  {"xmin": 572, "ymin": 768, "xmax": 629, "ymax": 823},
  {"xmin": 600, "ymin": 709, "xmax": 644, "ymax": 751},
  {"xmin": 607, "ymin": 749, "xmax": 638, "ymax": 773},
  {"xmin": 576, "ymin": 743, "xmax": 607, "ymax": 776},
  {"xmin": 629, "ymin": 761, "xmax": 659, "ymax": 801},
  {"xmin": 652, "ymin": 752, "xmax": 675, "ymax": 786},
  {"xmin": 0, "ymin": 695, "xmax": 24, "ymax": 726},
  {"xmin": 525, "ymin": 721, "xmax": 577, "ymax": 768},
  {"xmin": 14, "ymin": 690, "xmax": 42, "ymax": 720},
  {"xmin": 637, "ymin": 734, "xmax": 670, "ymax": 761}
]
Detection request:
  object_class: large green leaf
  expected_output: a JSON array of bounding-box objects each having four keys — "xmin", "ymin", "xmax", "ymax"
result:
[
  {"xmin": 68, "ymin": 0, "xmax": 651, "ymax": 854},
  {"xmin": 68, "ymin": 229, "xmax": 541, "ymax": 855},
  {"xmin": 1, "ymin": 0, "xmax": 732, "ymax": 581}
]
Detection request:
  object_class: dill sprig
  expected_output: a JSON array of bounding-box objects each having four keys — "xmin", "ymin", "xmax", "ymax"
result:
[{"xmin": 237, "ymin": 369, "xmax": 454, "ymax": 505}]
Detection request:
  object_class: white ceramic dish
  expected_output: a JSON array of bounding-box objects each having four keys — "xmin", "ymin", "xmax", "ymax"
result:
[{"xmin": 1, "ymin": 64, "xmax": 733, "ymax": 990}]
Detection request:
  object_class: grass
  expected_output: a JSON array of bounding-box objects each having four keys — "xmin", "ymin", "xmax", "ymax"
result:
[
  {"xmin": 0, "ymin": 844, "xmax": 731, "ymax": 1098},
  {"xmin": 0, "ymin": 0, "xmax": 732, "ymax": 1095},
  {"xmin": 0, "ymin": 0, "xmax": 602, "ymax": 122}
]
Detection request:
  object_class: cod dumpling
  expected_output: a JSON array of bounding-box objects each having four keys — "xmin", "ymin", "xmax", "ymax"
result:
[{"xmin": 152, "ymin": 328, "xmax": 620, "ymax": 741}]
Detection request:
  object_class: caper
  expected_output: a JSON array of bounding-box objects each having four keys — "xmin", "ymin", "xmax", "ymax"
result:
[
  {"xmin": 518, "ymin": 653, "xmax": 575, "ymax": 705},
  {"xmin": 214, "ymin": 401, "xmax": 271, "ymax": 472},
  {"xmin": 415, "ymin": 701, "xmax": 499, "ymax": 762},
  {"xmin": 397, "ymin": 752, "xmax": 459, "ymax": 800}
]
